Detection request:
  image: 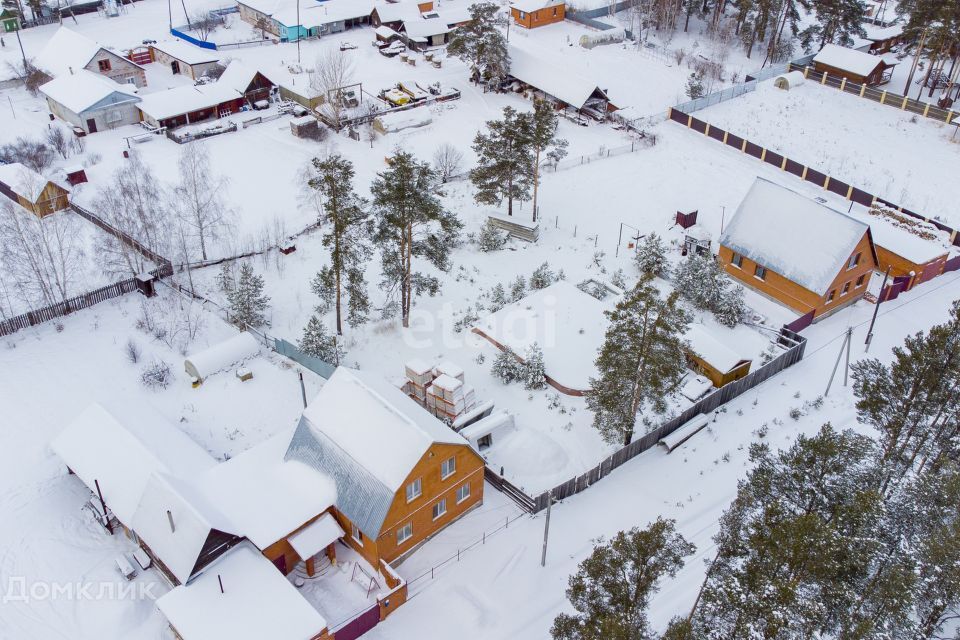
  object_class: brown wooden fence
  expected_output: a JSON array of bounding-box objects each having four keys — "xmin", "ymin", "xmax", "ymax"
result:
[
  {"xmin": 510, "ymin": 328, "xmax": 808, "ymax": 512},
  {"xmin": 0, "ymin": 263, "xmax": 174, "ymax": 337}
]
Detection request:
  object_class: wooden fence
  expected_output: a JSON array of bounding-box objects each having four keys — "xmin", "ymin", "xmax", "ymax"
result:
[
  {"xmin": 499, "ymin": 328, "xmax": 808, "ymax": 512},
  {"xmin": 484, "ymin": 467, "xmax": 537, "ymax": 512},
  {"xmin": 70, "ymin": 203, "xmax": 172, "ymax": 265},
  {"xmin": 0, "ymin": 263, "xmax": 173, "ymax": 337},
  {"xmin": 666, "ymin": 107, "xmax": 960, "ymax": 248}
]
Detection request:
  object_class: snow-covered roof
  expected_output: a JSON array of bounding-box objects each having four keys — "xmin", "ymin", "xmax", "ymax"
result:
[
  {"xmin": 152, "ymin": 40, "xmax": 221, "ymax": 65},
  {"xmin": 373, "ymin": 1, "xmax": 422, "ymax": 23},
  {"xmin": 131, "ymin": 472, "xmax": 240, "ymax": 584},
  {"xmin": 375, "ymin": 109, "xmax": 432, "ymax": 131},
  {"xmin": 0, "ymin": 162, "xmax": 63, "ymax": 201},
  {"xmin": 193, "ymin": 429, "xmax": 337, "ymax": 550},
  {"xmin": 157, "ymin": 542, "xmax": 328, "ymax": 640},
  {"xmin": 277, "ymin": 0, "xmax": 375, "ymax": 26},
  {"xmin": 33, "ymin": 27, "xmax": 102, "ymax": 77},
  {"xmin": 286, "ymin": 367, "xmax": 471, "ymax": 538},
  {"xmin": 50, "ymin": 403, "xmax": 217, "ymax": 525},
  {"xmin": 138, "ymin": 84, "xmax": 237, "ymax": 121},
  {"xmin": 844, "ymin": 205, "xmax": 950, "ymax": 265},
  {"xmin": 287, "ymin": 512, "xmax": 344, "ymax": 560},
  {"xmin": 402, "ymin": 15, "xmax": 453, "ymax": 38},
  {"xmin": 508, "ymin": 46, "xmax": 608, "ymax": 109},
  {"xmin": 863, "ymin": 22, "xmax": 903, "ymax": 42},
  {"xmin": 684, "ymin": 324, "xmax": 749, "ymax": 374},
  {"xmin": 434, "ymin": 5, "xmax": 472, "ymax": 24},
  {"xmin": 720, "ymin": 178, "xmax": 870, "ymax": 295},
  {"xmin": 39, "ymin": 69, "xmax": 140, "ymax": 114},
  {"xmin": 184, "ymin": 332, "xmax": 260, "ymax": 381},
  {"xmin": 217, "ymin": 60, "xmax": 269, "ymax": 95},
  {"xmin": 375, "ymin": 25, "xmax": 399, "ymax": 38},
  {"xmin": 511, "ymin": 0, "xmax": 563, "ymax": 13},
  {"xmin": 814, "ymin": 43, "xmax": 887, "ymax": 76}
]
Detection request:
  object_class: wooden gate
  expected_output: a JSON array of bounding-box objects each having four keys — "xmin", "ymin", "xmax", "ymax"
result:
[{"xmin": 333, "ymin": 604, "xmax": 380, "ymax": 640}]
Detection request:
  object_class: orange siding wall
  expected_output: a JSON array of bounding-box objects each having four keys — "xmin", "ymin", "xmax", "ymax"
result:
[
  {"xmin": 511, "ymin": 3, "xmax": 564, "ymax": 28},
  {"xmin": 719, "ymin": 231, "xmax": 876, "ymax": 320},
  {"xmin": 874, "ymin": 245, "xmax": 947, "ymax": 287}
]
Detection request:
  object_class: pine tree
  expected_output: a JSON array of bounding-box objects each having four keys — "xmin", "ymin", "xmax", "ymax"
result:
[
  {"xmin": 298, "ymin": 314, "xmax": 345, "ymax": 364},
  {"xmin": 527, "ymin": 99, "xmax": 568, "ymax": 223},
  {"xmin": 673, "ymin": 255, "xmax": 745, "ymax": 327},
  {"xmin": 529, "ymin": 262, "xmax": 555, "ymax": 290},
  {"xmin": 551, "ymin": 518, "xmax": 695, "ymax": 640},
  {"xmin": 371, "ymin": 151, "xmax": 463, "ymax": 328},
  {"xmin": 587, "ymin": 277, "xmax": 690, "ymax": 445},
  {"xmin": 803, "ymin": 0, "xmax": 866, "ymax": 47},
  {"xmin": 509, "ymin": 275, "xmax": 527, "ymax": 302},
  {"xmin": 477, "ymin": 218, "xmax": 508, "ymax": 252},
  {"xmin": 447, "ymin": 2, "xmax": 510, "ymax": 87},
  {"xmin": 635, "ymin": 232, "xmax": 669, "ymax": 278},
  {"xmin": 491, "ymin": 348, "xmax": 522, "ymax": 383},
  {"xmin": 489, "ymin": 283, "xmax": 508, "ymax": 312},
  {"xmin": 227, "ymin": 263, "xmax": 269, "ymax": 328},
  {"xmin": 470, "ymin": 106, "xmax": 533, "ymax": 217},
  {"xmin": 685, "ymin": 72, "xmax": 706, "ymax": 99},
  {"xmin": 307, "ymin": 153, "xmax": 371, "ymax": 334},
  {"xmin": 521, "ymin": 342, "xmax": 547, "ymax": 390}
]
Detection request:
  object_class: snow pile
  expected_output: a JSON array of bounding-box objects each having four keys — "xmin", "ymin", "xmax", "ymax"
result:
[
  {"xmin": 184, "ymin": 332, "xmax": 261, "ymax": 382},
  {"xmin": 374, "ymin": 109, "xmax": 433, "ymax": 133}
]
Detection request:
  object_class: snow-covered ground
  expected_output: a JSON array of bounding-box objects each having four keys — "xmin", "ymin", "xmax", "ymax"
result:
[{"xmin": 695, "ymin": 78, "xmax": 960, "ymax": 227}]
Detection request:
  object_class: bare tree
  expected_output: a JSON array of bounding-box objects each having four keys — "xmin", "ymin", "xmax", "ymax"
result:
[
  {"xmin": 172, "ymin": 144, "xmax": 232, "ymax": 262},
  {"xmin": 189, "ymin": 11, "xmax": 219, "ymax": 41},
  {"xmin": 46, "ymin": 125, "xmax": 71, "ymax": 160},
  {"xmin": 310, "ymin": 48, "xmax": 355, "ymax": 130},
  {"xmin": 0, "ymin": 199, "xmax": 85, "ymax": 309},
  {"xmin": 94, "ymin": 152, "xmax": 172, "ymax": 277},
  {"xmin": 433, "ymin": 143, "xmax": 464, "ymax": 183},
  {"xmin": 0, "ymin": 137, "xmax": 54, "ymax": 173}
]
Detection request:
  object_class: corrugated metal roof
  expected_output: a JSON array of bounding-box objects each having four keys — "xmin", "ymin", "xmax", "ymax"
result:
[{"xmin": 285, "ymin": 418, "xmax": 395, "ymax": 540}]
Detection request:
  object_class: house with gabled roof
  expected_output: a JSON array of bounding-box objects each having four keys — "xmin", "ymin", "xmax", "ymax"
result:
[
  {"xmin": 812, "ymin": 43, "xmax": 896, "ymax": 86},
  {"xmin": 33, "ymin": 27, "xmax": 147, "ymax": 87},
  {"xmin": 40, "ymin": 70, "xmax": 141, "ymax": 133},
  {"xmin": 718, "ymin": 178, "xmax": 878, "ymax": 321},
  {"xmin": 0, "ymin": 162, "xmax": 70, "ymax": 217},
  {"xmin": 286, "ymin": 367, "xmax": 485, "ymax": 567},
  {"xmin": 510, "ymin": 0, "xmax": 565, "ymax": 29}
]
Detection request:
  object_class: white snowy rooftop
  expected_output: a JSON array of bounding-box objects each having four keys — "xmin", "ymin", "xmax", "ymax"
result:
[
  {"xmin": 152, "ymin": 39, "xmax": 221, "ymax": 65},
  {"xmin": 33, "ymin": 27, "xmax": 106, "ymax": 77},
  {"xmin": 287, "ymin": 512, "xmax": 344, "ymax": 560},
  {"xmin": 39, "ymin": 69, "xmax": 140, "ymax": 114},
  {"xmin": 0, "ymin": 162, "xmax": 65, "ymax": 201},
  {"xmin": 814, "ymin": 43, "xmax": 888, "ymax": 76},
  {"xmin": 720, "ymin": 178, "xmax": 869, "ymax": 295},
  {"xmin": 508, "ymin": 45, "xmax": 607, "ymax": 110},
  {"xmin": 184, "ymin": 332, "xmax": 260, "ymax": 381},
  {"xmin": 50, "ymin": 403, "xmax": 217, "ymax": 525},
  {"xmin": 684, "ymin": 324, "xmax": 749, "ymax": 373},
  {"xmin": 138, "ymin": 84, "xmax": 237, "ymax": 120},
  {"xmin": 157, "ymin": 542, "xmax": 328, "ymax": 640},
  {"xmin": 300, "ymin": 367, "xmax": 467, "ymax": 491},
  {"xmin": 511, "ymin": 0, "xmax": 562, "ymax": 13},
  {"xmin": 843, "ymin": 204, "xmax": 950, "ymax": 265},
  {"xmin": 373, "ymin": 0, "xmax": 423, "ymax": 23}
]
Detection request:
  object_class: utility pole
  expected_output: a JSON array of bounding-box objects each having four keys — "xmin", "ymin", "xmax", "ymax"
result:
[
  {"xmin": 94, "ymin": 478, "xmax": 114, "ymax": 535},
  {"xmin": 825, "ymin": 327, "xmax": 853, "ymax": 396},
  {"xmin": 298, "ymin": 370, "xmax": 307, "ymax": 408},
  {"xmin": 864, "ymin": 266, "xmax": 891, "ymax": 352},
  {"xmin": 14, "ymin": 23, "xmax": 27, "ymax": 72},
  {"xmin": 296, "ymin": 0, "xmax": 301, "ymax": 64},
  {"xmin": 540, "ymin": 490, "xmax": 552, "ymax": 567}
]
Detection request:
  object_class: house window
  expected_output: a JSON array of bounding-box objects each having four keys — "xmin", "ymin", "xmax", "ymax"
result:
[
  {"xmin": 518, "ymin": 10, "xmax": 526, "ymax": 18},
  {"xmin": 552, "ymin": 6, "xmax": 557, "ymax": 15},
  {"xmin": 406, "ymin": 477, "xmax": 422, "ymax": 502},
  {"xmin": 731, "ymin": 253, "xmax": 743, "ymax": 269},
  {"xmin": 754, "ymin": 264, "xmax": 767, "ymax": 280},
  {"xmin": 98, "ymin": 59, "xmax": 112, "ymax": 72},
  {"xmin": 856, "ymin": 274, "xmax": 865, "ymax": 288},
  {"xmin": 351, "ymin": 523, "xmax": 363, "ymax": 546},
  {"xmin": 841, "ymin": 281, "xmax": 851, "ymax": 296},
  {"xmin": 397, "ymin": 523, "xmax": 413, "ymax": 545},
  {"xmin": 847, "ymin": 252, "xmax": 861, "ymax": 270},
  {"xmin": 827, "ymin": 289, "xmax": 836, "ymax": 303},
  {"xmin": 432, "ymin": 499, "xmax": 447, "ymax": 520},
  {"xmin": 456, "ymin": 483, "xmax": 471, "ymax": 504},
  {"xmin": 441, "ymin": 456, "xmax": 456, "ymax": 480}
]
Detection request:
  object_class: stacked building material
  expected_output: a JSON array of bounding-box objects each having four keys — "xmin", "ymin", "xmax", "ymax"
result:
[
  {"xmin": 425, "ymin": 374, "xmax": 476, "ymax": 422},
  {"xmin": 433, "ymin": 361, "xmax": 464, "ymax": 383},
  {"xmin": 403, "ymin": 359, "xmax": 434, "ymax": 403}
]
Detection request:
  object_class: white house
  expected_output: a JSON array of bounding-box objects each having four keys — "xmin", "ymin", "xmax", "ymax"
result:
[{"xmin": 40, "ymin": 70, "xmax": 142, "ymax": 133}]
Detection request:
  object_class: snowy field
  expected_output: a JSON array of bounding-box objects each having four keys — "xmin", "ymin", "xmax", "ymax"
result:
[{"xmin": 695, "ymin": 79, "xmax": 960, "ymax": 228}]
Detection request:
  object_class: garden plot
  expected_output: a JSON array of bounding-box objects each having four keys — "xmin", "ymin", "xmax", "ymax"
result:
[{"xmin": 695, "ymin": 79, "xmax": 960, "ymax": 228}]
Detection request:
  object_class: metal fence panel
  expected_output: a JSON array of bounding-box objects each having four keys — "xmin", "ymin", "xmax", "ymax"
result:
[{"xmin": 274, "ymin": 338, "xmax": 337, "ymax": 379}]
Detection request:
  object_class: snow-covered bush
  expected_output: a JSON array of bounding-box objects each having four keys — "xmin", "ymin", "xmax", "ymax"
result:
[
  {"xmin": 577, "ymin": 280, "xmax": 609, "ymax": 300},
  {"xmin": 672, "ymin": 255, "xmax": 745, "ymax": 327},
  {"xmin": 488, "ymin": 283, "xmax": 508, "ymax": 312},
  {"xmin": 529, "ymin": 262, "xmax": 555, "ymax": 290},
  {"xmin": 453, "ymin": 305, "xmax": 480, "ymax": 333},
  {"xmin": 509, "ymin": 275, "xmax": 527, "ymax": 302},
  {"xmin": 477, "ymin": 219, "xmax": 508, "ymax": 252},
  {"xmin": 522, "ymin": 343, "xmax": 547, "ymax": 390},
  {"xmin": 140, "ymin": 359, "xmax": 172, "ymax": 390},
  {"xmin": 635, "ymin": 233, "xmax": 669, "ymax": 278},
  {"xmin": 491, "ymin": 348, "xmax": 523, "ymax": 383},
  {"xmin": 124, "ymin": 339, "xmax": 141, "ymax": 364},
  {"xmin": 610, "ymin": 269, "xmax": 627, "ymax": 290}
]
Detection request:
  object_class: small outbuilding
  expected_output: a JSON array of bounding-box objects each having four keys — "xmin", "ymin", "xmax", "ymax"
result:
[
  {"xmin": 184, "ymin": 332, "xmax": 261, "ymax": 383},
  {"xmin": 1, "ymin": 8, "xmax": 21, "ymax": 32},
  {"xmin": 0, "ymin": 162, "xmax": 70, "ymax": 217},
  {"xmin": 812, "ymin": 43, "xmax": 896, "ymax": 86},
  {"xmin": 40, "ymin": 70, "xmax": 142, "ymax": 133},
  {"xmin": 773, "ymin": 70, "xmax": 805, "ymax": 90},
  {"xmin": 684, "ymin": 324, "xmax": 752, "ymax": 388},
  {"xmin": 507, "ymin": 46, "xmax": 614, "ymax": 114},
  {"xmin": 510, "ymin": 0, "xmax": 565, "ymax": 29},
  {"xmin": 150, "ymin": 40, "xmax": 222, "ymax": 80}
]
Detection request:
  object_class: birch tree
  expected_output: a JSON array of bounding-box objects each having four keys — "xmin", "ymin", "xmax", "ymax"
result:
[{"xmin": 173, "ymin": 143, "xmax": 231, "ymax": 262}]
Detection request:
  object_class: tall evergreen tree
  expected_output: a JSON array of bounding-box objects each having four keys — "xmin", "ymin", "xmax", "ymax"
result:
[
  {"xmin": 298, "ymin": 314, "xmax": 345, "ymax": 364},
  {"xmin": 527, "ymin": 99, "xmax": 568, "ymax": 223},
  {"xmin": 470, "ymin": 106, "xmax": 533, "ymax": 217},
  {"xmin": 551, "ymin": 518, "xmax": 694, "ymax": 640},
  {"xmin": 803, "ymin": 0, "xmax": 865, "ymax": 47},
  {"xmin": 371, "ymin": 151, "xmax": 462, "ymax": 328},
  {"xmin": 587, "ymin": 277, "xmax": 691, "ymax": 445},
  {"xmin": 306, "ymin": 153, "xmax": 371, "ymax": 334},
  {"xmin": 634, "ymin": 232, "xmax": 669, "ymax": 278},
  {"xmin": 447, "ymin": 1, "xmax": 510, "ymax": 86},
  {"xmin": 227, "ymin": 262, "xmax": 270, "ymax": 328}
]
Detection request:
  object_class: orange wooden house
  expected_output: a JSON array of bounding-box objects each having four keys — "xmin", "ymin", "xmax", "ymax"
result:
[
  {"xmin": 287, "ymin": 367, "xmax": 485, "ymax": 569},
  {"xmin": 0, "ymin": 162, "xmax": 70, "ymax": 217},
  {"xmin": 719, "ymin": 178, "xmax": 878, "ymax": 321},
  {"xmin": 510, "ymin": 0, "xmax": 565, "ymax": 28}
]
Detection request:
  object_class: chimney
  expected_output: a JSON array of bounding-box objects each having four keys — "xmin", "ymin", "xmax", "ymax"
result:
[{"xmin": 166, "ymin": 509, "xmax": 175, "ymax": 533}]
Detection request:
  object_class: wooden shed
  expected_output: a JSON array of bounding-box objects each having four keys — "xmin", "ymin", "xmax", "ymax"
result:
[
  {"xmin": 0, "ymin": 163, "xmax": 70, "ymax": 217},
  {"xmin": 510, "ymin": 0, "xmax": 565, "ymax": 29},
  {"xmin": 718, "ymin": 178, "xmax": 878, "ymax": 321},
  {"xmin": 684, "ymin": 325, "xmax": 752, "ymax": 388},
  {"xmin": 812, "ymin": 43, "xmax": 896, "ymax": 86}
]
